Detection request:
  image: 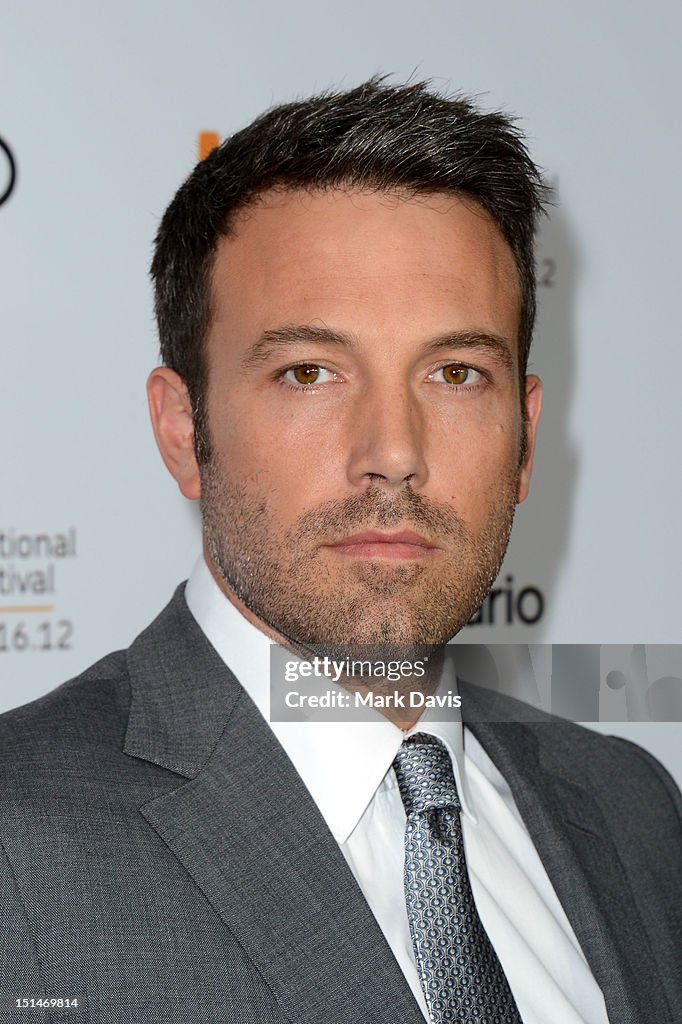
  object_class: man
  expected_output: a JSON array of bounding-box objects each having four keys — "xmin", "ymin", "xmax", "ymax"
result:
[{"xmin": 0, "ymin": 79, "xmax": 680, "ymax": 1023}]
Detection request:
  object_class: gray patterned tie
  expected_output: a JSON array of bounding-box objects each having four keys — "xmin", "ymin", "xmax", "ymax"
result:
[{"xmin": 393, "ymin": 734, "xmax": 522, "ymax": 1023}]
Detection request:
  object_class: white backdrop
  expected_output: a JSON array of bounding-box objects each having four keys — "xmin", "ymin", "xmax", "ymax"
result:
[{"xmin": 1, "ymin": 1, "xmax": 681, "ymax": 782}]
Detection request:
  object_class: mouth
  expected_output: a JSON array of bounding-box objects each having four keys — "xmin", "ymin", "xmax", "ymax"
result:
[{"xmin": 322, "ymin": 530, "xmax": 441, "ymax": 561}]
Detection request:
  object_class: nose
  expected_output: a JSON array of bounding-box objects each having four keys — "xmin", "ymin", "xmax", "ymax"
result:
[{"xmin": 346, "ymin": 382, "xmax": 428, "ymax": 490}]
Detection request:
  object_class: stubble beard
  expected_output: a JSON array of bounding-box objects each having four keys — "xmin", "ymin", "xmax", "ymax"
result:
[{"xmin": 200, "ymin": 459, "xmax": 519, "ymax": 655}]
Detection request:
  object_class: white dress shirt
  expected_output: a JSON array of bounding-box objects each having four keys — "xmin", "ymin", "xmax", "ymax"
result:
[{"xmin": 185, "ymin": 556, "xmax": 609, "ymax": 1024}]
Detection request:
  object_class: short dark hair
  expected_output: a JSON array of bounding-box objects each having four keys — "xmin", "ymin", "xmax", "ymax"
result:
[{"xmin": 151, "ymin": 76, "xmax": 548, "ymax": 461}]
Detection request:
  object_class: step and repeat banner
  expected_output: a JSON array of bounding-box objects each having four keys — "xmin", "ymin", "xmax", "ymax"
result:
[{"xmin": 1, "ymin": 2, "xmax": 681, "ymax": 780}]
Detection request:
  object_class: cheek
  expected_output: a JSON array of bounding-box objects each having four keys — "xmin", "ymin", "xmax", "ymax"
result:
[
  {"xmin": 213, "ymin": 414, "xmax": 341, "ymax": 523},
  {"xmin": 429, "ymin": 415, "xmax": 520, "ymax": 503}
]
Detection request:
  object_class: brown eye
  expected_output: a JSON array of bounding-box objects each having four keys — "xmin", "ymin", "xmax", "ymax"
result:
[
  {"xmin": 442, "ymin": 364, "xmax": 470, "ymax": 385},
  {"xmin": 292, "ymin": 365, "xmax": 321, "ymax": 385}
]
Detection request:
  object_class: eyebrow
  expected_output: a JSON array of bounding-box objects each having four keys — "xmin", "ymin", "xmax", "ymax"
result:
[
  {"xmin": 420, "ymin": 330, "xmax": 515, "ymax": 372},
  {"xmin": 242, "ymin": 324, "xmax": 357, "ymax": 368},
  {"xmin": 242, "ymin": 323, "xmax": 515, "ymax": 372}
]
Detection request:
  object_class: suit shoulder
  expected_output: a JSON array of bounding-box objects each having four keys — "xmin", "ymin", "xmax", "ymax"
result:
[
  {"xmin": 483, "ymin": 686, "xmax": 679, "ymax": 797},
  {"xmin": 601, "ymin": 732, "xmax": 681, "ymax": 812},
  {"xmin": 532, "ymin": 715, "xmax": 677, "ymax": 773},
  {"xmin": 0, "ymin": 649, "xmax": 131, "ymax": 773},
  {"xmin": 528, "ymin": 717, "xmax": 682, "ymax": 826},
  {"xmin": 464, "ymin": 681, "xmax": 682, "ymax": 827}
]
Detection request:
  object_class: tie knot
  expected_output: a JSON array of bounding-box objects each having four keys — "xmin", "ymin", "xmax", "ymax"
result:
[{"xmin": 392, "ymin": 734, "xmax": 460, "ymax": 815}]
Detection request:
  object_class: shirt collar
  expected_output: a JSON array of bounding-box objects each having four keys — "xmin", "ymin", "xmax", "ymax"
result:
[{"xmin": 184, "ymin": 555, "xmax": 476, "ymax": 843}]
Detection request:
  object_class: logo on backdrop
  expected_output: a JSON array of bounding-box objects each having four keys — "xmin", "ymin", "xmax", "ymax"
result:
[
  {"xmin": 0, "ymin": 137, "xmax": 17, "ymax": 207},
  {"xmin": 198, "ymin": 131, "xmax": 221, "ymax": 162},
  {"xmin": 467, "ymin": 574, "xmax": 545, "ymax": 628},
  {"xmin": 0, "ymin": 528, "xmax": 76, "ymax": 653}
]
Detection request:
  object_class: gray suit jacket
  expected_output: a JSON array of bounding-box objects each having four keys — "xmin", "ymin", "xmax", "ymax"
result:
[{"xmin": 0, "ymin": 586, "xmax": 680, "ymax": 1023}]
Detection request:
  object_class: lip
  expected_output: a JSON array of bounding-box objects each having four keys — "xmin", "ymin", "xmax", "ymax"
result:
[{"xmin": 324, "ymin": 530, "xmax": 440, "ymax": 560}]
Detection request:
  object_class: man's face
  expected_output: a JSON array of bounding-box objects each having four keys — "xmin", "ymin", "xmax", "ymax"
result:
[{"xmin": 199, "ymin": 188, "xmax": 540, "ymax": 647}]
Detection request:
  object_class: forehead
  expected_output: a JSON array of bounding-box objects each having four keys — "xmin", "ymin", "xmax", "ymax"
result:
[{"xmin": 208, "ymin": 187, "xmax": 521, "ymax": 357}]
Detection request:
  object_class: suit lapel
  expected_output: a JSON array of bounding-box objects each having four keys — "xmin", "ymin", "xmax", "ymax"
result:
[
  {"xmin": 124, "ymin": 589, "xmax": 423, "ymax": 1024},
  {"xmin": 467, "ymin": 709, "xmax": 671, "ymax": 1024}
]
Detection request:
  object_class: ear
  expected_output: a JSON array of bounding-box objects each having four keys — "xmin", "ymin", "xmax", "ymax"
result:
[
  {"xmin": 147, "ymin": 367, "xmax": 201, "ymax": 500},
  {"xmin": 517, "ymin": 374, "xmax": 543, "ymax": 504}
]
